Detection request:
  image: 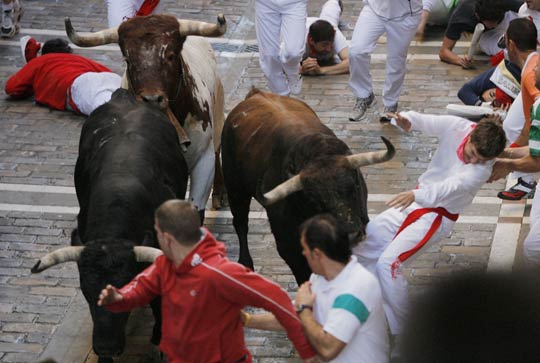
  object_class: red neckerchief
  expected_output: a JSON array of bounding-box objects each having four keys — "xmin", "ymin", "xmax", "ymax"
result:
[
  {"xmin": 456, "ymin": 124, "xmax": 476, "ymax": 163},
  {"xmin": 136, "ymin": 0, "xmax": 160, "ymax": 16}
]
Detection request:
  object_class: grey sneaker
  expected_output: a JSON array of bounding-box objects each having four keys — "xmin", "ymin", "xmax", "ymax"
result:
[
  {"xmin": 380, "ymin": 103, "xmax": 398, "ymax": 123},
  {"xmin": 349, "ymin": 93, "xmax": 376, "ymax": 121}
]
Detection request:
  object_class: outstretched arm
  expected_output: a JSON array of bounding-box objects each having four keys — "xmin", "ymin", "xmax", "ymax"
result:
[{"xmin": 439, "ymin": 36, "xmax": 473, "ymax": 68}]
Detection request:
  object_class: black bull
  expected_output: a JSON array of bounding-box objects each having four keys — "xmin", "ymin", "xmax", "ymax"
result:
[
  {"xmin": 222, "ymin": 89, "xmax": 395, "ymax": 284},
  {"xmin": 31, "ymin": 89, "xmax": 188, "ymax": 362}
]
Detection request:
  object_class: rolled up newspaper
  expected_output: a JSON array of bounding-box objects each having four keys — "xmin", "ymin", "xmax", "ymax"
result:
[{"xmin": 467, "ymin": 23, "xmax": 485, "ymax": 59}]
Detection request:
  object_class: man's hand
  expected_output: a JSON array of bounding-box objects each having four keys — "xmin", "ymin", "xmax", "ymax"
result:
[
  {"xmin": 296, "ymin": 282, "xmax": 316, "ymax": 307},
  {"xmin": 301, "ymin": 57, "xmax": 322, "ymax": 75},
  {"xmin": 387, "ymin": 191, "xmax": 415, "ymax": 211},
  {"xmin": 488, "ymin": 160, "xmax": 512, "ymax": 182},
  {"xmin": 386, "ymin": 112, "xmax": 412, "ymax": 132},
  {"xmin": 97, "ymin": 284, "xmax": 123, "ymax": 306},
  {"xmin": 459, "ymin": 55, "xmax": 474, "ymax": 69}
]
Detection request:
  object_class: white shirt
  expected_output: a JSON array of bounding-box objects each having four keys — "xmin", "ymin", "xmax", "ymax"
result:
[
  {"xmin": 365, "ymin": 0, "xmax": 422, "ymax": 20},
  {"xmin": 400, "ymin": 111, "xmax": 494, "ymax": 214},
  {"xmin": 310, "ymin": 256, "xmax": 389, "ymax": 363}
]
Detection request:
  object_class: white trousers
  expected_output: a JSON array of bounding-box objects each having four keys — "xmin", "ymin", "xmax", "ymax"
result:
[
  {"xmin": 478, "ymin": 11, "xmax": 517, "ymax": 56},
  {"xmin": 256, "ymin": 0, "xmax": 307, "ymax": 95},
  {"xmin": 353, "ymin": 204, "xmax": 454, "ymax": 335},
  {"xmin": 524, "ymin": 184, "xmax": 540, "ymax": 265},
  {"xmin": 105, "ymin": 0, "xmax": 164, "ymax": 27},
  {"xmin": 71, "ymin": 72, "xmax": 122, "ymax": 116},
  {"xmin": 349, "ymin": 4, "xmax": 420, "ymax": 107},
  {"xmin": 319, "ymin": 0, "xmax": 341, "ymax": 27},
  {"xmin": 503, "ymin": 91, "xmax": 536, "ymax": 184}
]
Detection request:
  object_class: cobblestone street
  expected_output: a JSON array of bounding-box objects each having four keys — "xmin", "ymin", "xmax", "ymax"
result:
[{"xmin": 0, "ymin": 0, "xmax": 531, "ymax": 362}]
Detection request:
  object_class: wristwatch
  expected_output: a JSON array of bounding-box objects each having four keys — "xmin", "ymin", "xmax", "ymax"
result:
[{"xmin": 296, "ymin": 304, "xmax": 313, "ymax": 314}]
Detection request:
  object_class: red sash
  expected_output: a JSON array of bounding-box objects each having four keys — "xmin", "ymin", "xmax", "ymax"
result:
[
  {"xmin": 135, "ymin": 0, "xmax": 160, "ymax": 16},
  {"xmin": 390, "ymin": 207, "xmax": 459, "ymax": 278}
]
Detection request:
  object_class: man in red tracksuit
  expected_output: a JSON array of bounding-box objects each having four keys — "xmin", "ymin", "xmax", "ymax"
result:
[{"xmin": 98, "ymin": 199, "xmax": 317, "ymax": 363}]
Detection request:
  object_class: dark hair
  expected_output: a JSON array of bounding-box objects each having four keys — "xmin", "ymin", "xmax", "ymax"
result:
[
  {"xmin": 470, "ymin": 117, "xmax": 506, "ymax": 158},
  {"xmin": 300, "ymin": 214, "xmax": 351, "ymax": 264},
  {"xmin": 41, "ymin": 38, "xmax": 72, "ymax": 55},
  {"xmin": 402, "ymin": 271, "xmax": 540, "ymax": 363},
  {"xmin": 506, "ymin": 18, "xmax": 537, "ymax": 52},
  {"xmin": 308, "ymin": 20, "xmax": 335, "ymax": 43},
  {"xmin": 475, "ymin": 0, "xmax": 505, "ymax": 23},
  {"xmin": 154, "ymin": 200, "xmax": 201, "ymax": 245}
]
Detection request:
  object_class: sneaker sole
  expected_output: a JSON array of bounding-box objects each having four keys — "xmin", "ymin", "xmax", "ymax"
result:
[{"xmin": 497, "ymin": 190, "xmax": 530, "ymax": 201}]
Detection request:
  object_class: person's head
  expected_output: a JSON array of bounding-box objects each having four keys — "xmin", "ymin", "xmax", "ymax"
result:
[
  {"xmin": 299, "ymin": 214, "xmax": 351, "ymax": 274},
  {"xmin": 475, "ymin": 0, "xmax": 506, "ymax": 29},
  {"xmin": 525, "ymin": 0, "xmax": 540, "ymax": 11},
  {"xmin": 41, "ymin": 38, "xmax": 73, "ymax": 55},
  {"xmin": 464, "ymin": 116, "xmax": 506, "ymax": 164},
  {"xmin": 402, "ymin": 271, "xmax": 540, "ymax": 363},
  {"xmin": 154, "ymin": 199, "xmax": 201, "ymax": 254},
  {"xmin": 505, "ymin": 18, "xmax": 537, "ymax": 64},
  {"xmin": 307, "ymin": 20, "xmax": 335, "ymax": 55}
]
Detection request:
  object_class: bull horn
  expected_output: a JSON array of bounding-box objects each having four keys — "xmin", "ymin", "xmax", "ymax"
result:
[
  {"xmin": 177, "ymin": 14, "xmax": 227, "ymax": 37},
  {"xmin": 31, "ymin": 246, "xmax": 84, "ymax": 273},
  {"xmin": 133, "ymin": 246, "xmax": 163, "ymax": 263},
  {"xmin": 262, "ymin": 174, "xmax": 303, "ymax": 205},
  {"xmin": 65, "ymin": 17, "xmax": 119, "ymax": 47},
  {"xmin": 346, "ymin": 136, "xmax": 395, "ymax": 169}
]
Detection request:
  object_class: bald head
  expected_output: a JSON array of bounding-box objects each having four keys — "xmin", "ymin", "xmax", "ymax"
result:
[{"xmin": 155, "ymin": 199, "xmax": 201, "ymax": 245}]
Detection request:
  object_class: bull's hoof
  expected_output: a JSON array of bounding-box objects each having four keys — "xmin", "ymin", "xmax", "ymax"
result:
[{"xmin": 211, "ymin": 192, "xmax": 228, "ymax": 210}]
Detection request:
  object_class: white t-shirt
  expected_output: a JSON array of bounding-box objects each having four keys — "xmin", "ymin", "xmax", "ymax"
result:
[{"xmin": 310, "ymin": 256, "xmax": 389, "ymax": 363}]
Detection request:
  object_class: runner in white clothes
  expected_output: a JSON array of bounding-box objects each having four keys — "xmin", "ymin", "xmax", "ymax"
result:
[
  {"xmin": 348, "ymin": 0, "xmax": 422, "ymax": 122},
  {"xmin": 256, "ymin": 0, "xmax": 307, "ymax": 96},
  {"xmin": 353, "ymin": 112, "xmax": 506, "ymax": 339},
  {"xmin": 105, "ymin": 0, "xmax": 164, "ymax": 27}
]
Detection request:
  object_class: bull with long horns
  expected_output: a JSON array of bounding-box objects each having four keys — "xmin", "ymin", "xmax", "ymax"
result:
[
  {"xmin": 64, "ymin": 13, "xmax": 227, "ymax": 219},
  {"xmin": 222, "ymin": 89, "xmax": 395, "ymax": 284}
]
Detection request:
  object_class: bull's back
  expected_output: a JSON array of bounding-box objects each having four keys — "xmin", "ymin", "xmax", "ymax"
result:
[
  {"xmin": 224, "ymin": 90, "xmax": 332, "ymax": 165},
  {"xmin": 76, "ymin": 90, "xmax": 188, "ymax": 241}
]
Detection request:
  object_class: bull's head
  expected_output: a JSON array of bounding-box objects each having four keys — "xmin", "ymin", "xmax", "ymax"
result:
[
  {"xmin": 261, "ymin": 136, "xmax": 395, "ymax": 244},
  {"xmin": 64, "ymin": 14, "xmax": 226, "ymax": 149},
  {"xmin": 31, "ymin": 243, "xmax": 162, "ymax": 358},
  {"xmin": 65, "ymin": 14, "xmax": 225, "ymax": 109}
]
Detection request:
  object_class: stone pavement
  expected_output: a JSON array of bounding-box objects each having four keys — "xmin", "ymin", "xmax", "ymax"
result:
[{"xmin": 0, "ymin": 0, "xmax": 531, "ymax": 362}]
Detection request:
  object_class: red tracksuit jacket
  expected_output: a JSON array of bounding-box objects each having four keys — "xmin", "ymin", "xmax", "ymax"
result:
[
  {"xmin": 107, "ymin": 229, "xmax": 315, "ymax": 363},
  {"xmin": 5, "ymin": 53, "xmax": 112, "ymax": 111}
]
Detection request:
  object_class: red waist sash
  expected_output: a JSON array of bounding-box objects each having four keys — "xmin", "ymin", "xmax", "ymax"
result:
[{"xmin": 390, "ymin": 207, "xmax": 459, "ymax": 278}]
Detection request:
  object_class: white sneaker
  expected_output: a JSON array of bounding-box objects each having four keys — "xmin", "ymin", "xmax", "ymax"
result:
[
  {"xmin": 1, "ymin": 0, "xmax": 22, "ymax": 39},
  {"xmin": 288, "ymin": 74, "xmax": 303, "ymax": 95}
]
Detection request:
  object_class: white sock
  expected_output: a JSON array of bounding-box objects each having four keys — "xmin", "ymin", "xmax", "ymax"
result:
[{"xmin": 2, "ymin": 2, "xmax": 14, "ymax": 12}]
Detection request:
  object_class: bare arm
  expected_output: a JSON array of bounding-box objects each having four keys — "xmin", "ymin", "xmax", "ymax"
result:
[
  {"xmin": 416, "ymin": 10, "xmax": 430, "ymax": 39},
  {"xmin": 296, "ymin": 282, "xmax": 347, "ymax": 361},
  {"xmin": 439, "ymin": 36, "xmax": 473, "ymax": 68}
]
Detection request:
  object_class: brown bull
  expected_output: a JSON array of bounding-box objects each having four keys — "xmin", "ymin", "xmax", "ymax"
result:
[
  {"xmin": 221, "ymin": 89, "xmax": 395, "ymax": 283},
  {"xmin": 65, "ymin": 14, "xmax": 227, "ymax": 219}
]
